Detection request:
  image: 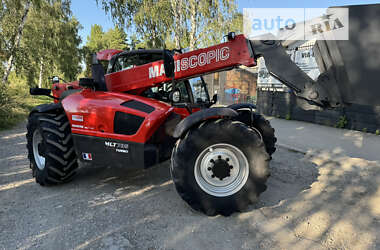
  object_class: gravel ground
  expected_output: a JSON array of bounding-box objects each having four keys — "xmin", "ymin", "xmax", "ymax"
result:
[{"xmin": 1, "ymin": 122, "xmax": 379, "ymax": 249}]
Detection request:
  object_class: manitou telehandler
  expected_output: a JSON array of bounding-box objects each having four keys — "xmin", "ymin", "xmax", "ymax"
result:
[{"xmin": 27, "ymin": 4, "xmax": 380, "ymax": 215}]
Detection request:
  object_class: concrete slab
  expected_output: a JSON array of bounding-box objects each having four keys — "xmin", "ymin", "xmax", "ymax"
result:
[{"xmin": 268, "ymin": 117, "xmax": 380, "ymax": 162}]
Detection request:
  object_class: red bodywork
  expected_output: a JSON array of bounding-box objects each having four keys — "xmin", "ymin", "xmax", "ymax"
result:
[
  {"xmin": 53, "ymin": 35, "xmax": 255, "ymax": 144},
  {"xmin": 61, "ymin": 89, "xmax": 173, "ymax": 143},
  {"xmin": 52, "ymin": 81, "xmax": 81, "ymax": 103},
  {"xmin": 97, "ymin": 49, "xmax": 123, "ymax": 61}
]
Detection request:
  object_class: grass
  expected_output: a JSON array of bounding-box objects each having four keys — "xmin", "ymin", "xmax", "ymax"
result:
[
  {"xmin": 0, "ymin": 94, "xmax": 51, "ymax": 131},
  {"xmin": 336, "ymin": 115, "xmax": 348, "ymax": 129}
]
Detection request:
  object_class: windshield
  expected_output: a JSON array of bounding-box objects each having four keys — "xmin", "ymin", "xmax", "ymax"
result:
[
  {"xmin": 108, "ymin": 52, "xmax": 163, "ymax": 73},
  {"xmin": 142, "ymin": 76, "xmax": 210, "ymax": 104},
  {"xmin": 188, "ymin": 77, "xmax": 209, "ymax": 103}
]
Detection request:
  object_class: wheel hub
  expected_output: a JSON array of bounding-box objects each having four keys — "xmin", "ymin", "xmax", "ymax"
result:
[
  {"xmin": 38, "ymin": 143, "xmax": 45, "ymax": 157},
  {"xmin": 194, "ymin": 143, "xmax": 249, "ymax": 197},
  {"xmin": 32, "ymin": 130, "xmax": 46, "ymax": 170},
  {"xmin": 209, "ymin": 157, "xmax": 233, "ymax": 181}
]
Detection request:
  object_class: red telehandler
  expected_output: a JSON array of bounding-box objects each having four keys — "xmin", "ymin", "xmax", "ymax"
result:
[{"xmin": 26, "ymin": 4, "xmax": 380, "ymax": 215}]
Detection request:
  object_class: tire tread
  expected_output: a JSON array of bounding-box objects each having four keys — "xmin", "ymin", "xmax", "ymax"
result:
[{"xmin": 26, "ymin": 111, "xmax": 78, "ymax": 186}]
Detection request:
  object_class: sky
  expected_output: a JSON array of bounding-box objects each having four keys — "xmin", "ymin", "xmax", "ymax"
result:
[
  {"xmin": 71, "ymin": 1, "xmax": 114, "ymax": 46},
  {"xmin": 71, "ymin": 0, "xmax": 380, "ymax": 46}
]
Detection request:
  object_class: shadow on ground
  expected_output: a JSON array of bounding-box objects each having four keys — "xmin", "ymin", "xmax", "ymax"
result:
[{"xmin": 1, "ymin": 122, "xmax": 379, "ymax": 249}]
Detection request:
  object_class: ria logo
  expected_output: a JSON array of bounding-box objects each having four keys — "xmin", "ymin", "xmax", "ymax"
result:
[
  {"xmin": 244, "ymin": 8, "xmax": 348, "ymax": 41},
  {"xmin": 310, "ymin": 14, "xmax": 344, "ymax": 35},
  {"xmin": 148, "ymin": 47, "xmax": 230, "ymax": 79}
]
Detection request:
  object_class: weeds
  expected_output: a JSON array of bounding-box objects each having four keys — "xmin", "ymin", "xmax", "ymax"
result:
[
  {"xmin": 336, "ymin": 115, "xmax": 348, "ymax": 129},
  {"xmin": 0, "ymin": 86, "xmax": 50, "ymax": 130}
]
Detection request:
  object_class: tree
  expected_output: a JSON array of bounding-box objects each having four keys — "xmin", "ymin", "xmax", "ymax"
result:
[
  {"xmin": 104, "ymin": 26, "xmax": 128, "ymax": 49},
  {"xmin": 98, "ymin": 0, "xmax": 241, "ymax": 50},
  {"xmin": 199, "ymin": 7, "xmax": 243, "ymax": 48},
  {"xmin": 19, "ymin": 0, "xmax": 82, "ymax": 87},
  {"xmin": 98, "ymin": 0, "xmax": 173, "ymax": 49},
  {"xmin": 83, "ymin": 24, "xmax": 128, "ymax": 76},
  {"xmin": 86, "ymin": 24, "xmax": 105, "ymax": 52},
  {"xmin": 86, "ymin": 24, "xmax": 128, "ymax": 52},
  {"xmin": 1, "ymin": 0, "xmax": 82, "ymax": 87},
  {"xmin": 170, "ymin": 0, "xmax": 184, "ymax": 49},
  {"xmin": 1, "ymin": 0, "xmax": 33, "ymax": 85},
  {"xmin": 127, "ymin": 33, "xmax": 141, "ymax": 50},
  {"xmin": 133, "ymin": 0, "xmax": 172, "ymax": 48}
]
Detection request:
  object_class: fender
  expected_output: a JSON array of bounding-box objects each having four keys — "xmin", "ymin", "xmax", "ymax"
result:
[
  {"xmin": 173, "ymin": 107, "xmax": 238, "ymax": 138},
  {"xmin": 30, "ymin": 103, "xmax": 63, "ymax": 114},
  {"xmin": 227, "ymin": 103, "xmax": 256, "ymax": 111}
]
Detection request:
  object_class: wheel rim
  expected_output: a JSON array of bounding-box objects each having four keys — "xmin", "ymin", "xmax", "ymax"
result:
[
  {"xmin": 194, "ymin": 143, "xmax": 249, "ymax": 197},
  {"xmin": 32, "ymin": 130, "xmax": 45, "ymax": 170}
]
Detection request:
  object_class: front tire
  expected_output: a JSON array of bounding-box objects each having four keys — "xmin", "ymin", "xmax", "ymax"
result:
[
  {"xmin": 26, "ymin": 111, "xmax": 78, "ymax": 185},
  {"xmin": 234, "ymin": 110, "xmax": 277, "ymax": 156},
  {"xmin": 170, "ymin": 119, "xmax": 270, "ymax": 216}
]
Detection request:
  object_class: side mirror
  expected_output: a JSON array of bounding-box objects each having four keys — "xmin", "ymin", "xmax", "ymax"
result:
[
  {"xmin": 212, "ymin": 94, "xmax": 218, "ymax": 104},
  {"xmin": 163, "ymin": 49, "xmax": 174, "ymax": 78},
  {"xmin": 169, "ymin": 89, "xmax": 181, "ymax": 103},
  {"xmin": 52, "ymin": 76, "xmax": 59, "ymax": 84}
]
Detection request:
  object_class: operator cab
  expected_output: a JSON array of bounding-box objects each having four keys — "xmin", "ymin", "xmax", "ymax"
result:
[
  {"xmin": 107, "ymin": 49, "xmax": 213, "ymax": 108},
  {"xmin": 141, "ymin": 77, "xmax": 211, "ymax": 108}
]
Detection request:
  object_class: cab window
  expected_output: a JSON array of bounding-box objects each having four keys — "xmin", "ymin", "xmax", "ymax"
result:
[
  {"xmin": 113, "ymin": 54, "xmax": 139, "ymax": 72},
  {"xmin": 142, "ymin": 81, "xmax": 190, "ymax": 103},
  {"xmin": 141, "ymin": 76, "xmax": 209, "ymax": 104},
  {"xmin": 111, "ymin": 53, "xmax": 163, "ymax": 73},
  {"xmin": 188, "ymin": 77, "xmax": 209, "ymax": 103}
]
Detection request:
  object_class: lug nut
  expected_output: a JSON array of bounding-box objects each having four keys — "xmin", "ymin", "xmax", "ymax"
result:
[
  {"xmin": 211, "ymin": 175, "xmax": 215, "ymax": 178},
  {"xmin": 207, "ymin": 167, "xmax": 212, "ymax": 171},
  {"xmin": 226, "ymin": 158, "xmax": 229, "ymax": 162},
  {"xmin": 218, "ymin": 155, "xmax": 221, "ymax": 159},
  {"xmin": 230, "ymin": 165, "xmax": 233, "ymax": 169}
]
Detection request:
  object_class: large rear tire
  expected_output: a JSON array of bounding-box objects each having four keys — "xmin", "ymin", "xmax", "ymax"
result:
[
  {"xmin": 170, "ymin": 119, "xmax": 270, "ymax": 216},
  {"xmin": 26, "ymin": 111, "xmax": 78, "ymax": 185}
]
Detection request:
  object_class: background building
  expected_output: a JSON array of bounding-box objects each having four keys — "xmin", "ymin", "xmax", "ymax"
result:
[{"xmin": 203, "ymin": 67, "xmax": 258, "ymax": 105}]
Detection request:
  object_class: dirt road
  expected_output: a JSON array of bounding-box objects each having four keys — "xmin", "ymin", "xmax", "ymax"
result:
[{"xmin": 1, "ymin": 122, "xmax": 379, "ymax": 249}]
